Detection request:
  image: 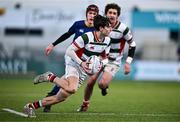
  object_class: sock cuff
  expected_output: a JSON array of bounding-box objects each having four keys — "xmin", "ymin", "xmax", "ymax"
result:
[
  {"xmin": 49, "ymin": 75, "xmax": 56, "ymax": 82},
  {"xmin": 32, "ymin": 101, "xmax": 41, "ymax": 109},
  {"xmin": 39, "ymin": 100, "xmax": 42, "ymax": 107},
  {"xmin": 83, "ymin": 100, "xmax": 90, "ymax": 105}
]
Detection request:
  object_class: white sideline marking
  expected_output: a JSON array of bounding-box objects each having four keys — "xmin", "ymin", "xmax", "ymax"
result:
[
  {"xmin": 2, "ymin": 108, "xmax": 28, "ymax": 117},
  {"xmin": 1, "ymin": 108, "xmax": 180, "ymax": 117},
  {"xmin": 37, "ymin": 112, "xmax": 180, "ymax": 117}
]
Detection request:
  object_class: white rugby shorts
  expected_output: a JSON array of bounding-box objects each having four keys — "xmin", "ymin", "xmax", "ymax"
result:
[
  {"xmin": 64, "ymin": 55, "xmax": 87, "ymax": 88},
  {"xmin": 104, "ymin": 62, "xmax": 120, "ymax": 77}
]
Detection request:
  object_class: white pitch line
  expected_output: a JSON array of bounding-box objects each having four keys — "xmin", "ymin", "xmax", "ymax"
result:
[
  {"xmin": 31, "ymin": 112, "xmax": 180, "ymax": 117},
  {"xmin": 1, "ymin": 108, "xmax": 180, "ymax": 117},
  {"xmin": 2, "ymin": 108, "xmax": 28, "ymax": 117}
]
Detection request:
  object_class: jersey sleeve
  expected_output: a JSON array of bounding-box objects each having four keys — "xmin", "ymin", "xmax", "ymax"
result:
[
  {"xmin": 123, "ymin": 27, "xmax": 133, "ymax": 43},
  {"xmin": 72, "ymin": 36, "xmax": 85, "ymax": 49},
  {"xmin": 52, "ymin": 22, "xmax": 77, "ymax": 46},
  {"xmin": 68, "ymin": 21, "xmax": 77, "ymax": 35}
]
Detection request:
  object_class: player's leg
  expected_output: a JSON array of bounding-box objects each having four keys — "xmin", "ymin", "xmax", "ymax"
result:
[
  {"xmin": 47, "ymin": 85, "xmax": 60, "ymax": 97},
  {"xmin": 24, "ymin": 89, "xmax": 71, "ymax": 117},
  {"xmin": 76, "ymin": 78, "xmax": 96, "ymax": 112},
  {"xmin": 33, "ymin": 71, "xmax": 75, "ymax": 93},
  {"xmin": 33, "ymin": 71, "xmax": 74, "ymax": 112},
  {"xmin": 28, "ymin": 76, "xmax": 78, "ymax": 108},
  {"xmin": 24, "ymin": 75, "xmax": 79, "ymax": 117},
  {"xmin": 43, "ymin": 85, "xmax": 60, "ymax": 112},
  {"xmin": 98, "ymin": 63, "xmax": 119, "ymax": 96},
  {"xmin": 98, "ymin": 71, "xmax": 113, "ymax": 96},
  {"xmin": 41, "ymin": 80, "xmax": 77, "ymax": 106},
  {"xmin": 77, "ymin": 73, "xmax": 99, "ymax": 112}
]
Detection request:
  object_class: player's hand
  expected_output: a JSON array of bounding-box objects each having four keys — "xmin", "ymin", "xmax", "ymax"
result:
[
  {"xmin": 45, "ymin": 44, "xmax": 54, "ymax": 56},
  {"xmin": 81, "ymin": 61, "xmax": 91, "ymax": 73},
  {"xmin": 124, "ymin": 62, "xmax": 131, "ymax": 75}
]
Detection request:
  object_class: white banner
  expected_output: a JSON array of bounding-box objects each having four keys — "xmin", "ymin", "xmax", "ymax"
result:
[{"xmin": 135, "ymin": 61, "xmax": 180, "ymax": 81}]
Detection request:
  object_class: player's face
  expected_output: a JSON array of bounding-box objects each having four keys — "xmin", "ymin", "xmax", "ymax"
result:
[
  {"xmin": 106, "ymin": 9, "xmax": 118, "ymax": 25},
  {"xmin": 100, "ymin": 24, "xmax": 112, "ymax": 36},
  {"xmin": 86, "ymin": 11, "xmax": 98, "ymax": 25}
]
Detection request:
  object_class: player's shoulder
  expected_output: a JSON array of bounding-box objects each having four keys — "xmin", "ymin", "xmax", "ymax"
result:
[
  {"xmin": 115, "ymin": 22, "xmax": 131, "ymax": 33},
  {"xmin": 73, "ymin": 20, "xmax": 85, "ymax": 25},
  {"xmin": 83, "ymin": 31, "xmax": 93, "ymax": 37},
  {"xmin": 120, "ymin": 22, "xmax": 128, "ymax": 27},
  {"xmin": 80, "ymin": 31, "xmax": 93, "ymax": 39},
  {"xmin": 118, "ymin": 22, "xmax": 128, "ymax": 30}
]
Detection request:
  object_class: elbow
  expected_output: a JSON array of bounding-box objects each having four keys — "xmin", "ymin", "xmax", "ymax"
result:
[
  {"xmin": 66, "ymin": 46, "xmax": 73, "ymax": 57},
  {"xmin": 129, "ymin": 41, "xmax": 136, "ymax": 47}
]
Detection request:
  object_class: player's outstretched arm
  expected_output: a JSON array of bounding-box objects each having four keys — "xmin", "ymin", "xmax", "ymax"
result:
[
  {"xmin": 45, "ymin": 22, "xmax": 75, "ymax": 56},
  {"xmin": 45, "ymin": 44, "xmax": 54, "ymax": 56}
]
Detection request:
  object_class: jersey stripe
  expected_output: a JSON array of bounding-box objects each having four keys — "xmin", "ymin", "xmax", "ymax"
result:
[
  {"xmin": 123, "ymin": 27, "xmax": 129, "ymax": 36},
  {"xmin": 89, "ymin": 42, "xmax": 108, "ymax": 46},
  {"xmin": 110, "ymin": 38, "xmax": 121, "ymax": 44},
  {"xmin": 73, "ymin": 41, "xmax": 81, "ymax": 49},
  {"xmin": 84, "ymin": 48, "xmax": 102, "ymax": 57},
  {"xmin": 110, "ymin": 48, "xmax": 119, "ymax": 53},
  {"xmin": 81, "ymin": 34, "xmax": 89, "ymax": 45},
  {"xmin": 119, "ymin": 39, "xmax": 126, "ymax": 54},
  {"xmin": 112, "ymin": 29, "xmax": 121, "ymax": 33}
]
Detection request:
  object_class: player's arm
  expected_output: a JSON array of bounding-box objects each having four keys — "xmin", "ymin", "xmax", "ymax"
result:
[
  {"xmin": 126, "ymin": 40, "xmax": 136, "ymax": 64},
  {"xmin": 66, "ymin": 44, "xmax": 83, "ymax": 65},
  {"xmin": 123, "ymin": 27, "xmax": 136, "ymax": 74},
  {"xmin": 66, "ymin": 36, "xmax": 89, "ymax": 71},
  {"xmin": 124, "ymin": 39, "xmax": 136, "ymax": 75},
  {"xmin": 45, "ymin": 22, "xmax": 76, "ymax": 55}
]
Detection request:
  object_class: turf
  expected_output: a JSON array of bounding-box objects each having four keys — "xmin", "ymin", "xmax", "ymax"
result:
[{"xmin": 0, "ymin": 79, "xmax": 180, "ymax": 122}]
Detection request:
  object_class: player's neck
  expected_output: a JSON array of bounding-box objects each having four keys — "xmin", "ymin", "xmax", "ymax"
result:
[
  {"xmin": 112, "ymin": 20, "xmax": 119, "ymax": 29},
  {"xmin": 94, "ymin": 31, "xmax": 104, "ymax": 42},
  {"xmin": 85, "ymin": 20, "xmax": 93, "ymax": 27}
]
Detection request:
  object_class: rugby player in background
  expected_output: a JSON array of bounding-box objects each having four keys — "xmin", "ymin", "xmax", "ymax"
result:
[{"xmin": 77, "ymin": 3, "xmax": 136, "ymax": 112}]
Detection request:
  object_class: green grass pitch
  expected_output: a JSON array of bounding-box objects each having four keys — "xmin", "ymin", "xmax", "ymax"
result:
[{"xmin": 0, "ymin": 79, "xmax": 180, "ymax": 122}]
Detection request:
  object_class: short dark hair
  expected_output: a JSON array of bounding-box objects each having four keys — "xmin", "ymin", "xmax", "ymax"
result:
[
  {"xmin": 86, "ymin": 4, "xmax": 99, "ymax": 15},
  {"xmin": 93, "ymin": 15, "xmax": 110, "ymax": 31},
  {"xmin": 105, "ymin": 3, "xmax": 121, "ymax": 16}
]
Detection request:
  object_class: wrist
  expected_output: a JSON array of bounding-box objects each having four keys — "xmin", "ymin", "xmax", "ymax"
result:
[
  {"xmin": 126, "ymin": 57, "xmax": 133, "ymax": 64},
  {"xmin": 52, "ymin": 43, "xmax": 56, "ymax": 47}
]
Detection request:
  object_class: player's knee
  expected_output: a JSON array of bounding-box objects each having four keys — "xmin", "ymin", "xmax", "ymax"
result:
[
  {"xmin": 66, "ymin": 77, "xmax": 78, "ymax": 94},
  {"xmin": 98, "ymin": 79, "xmax": 108, "ymax": 89},
  {"xmin": 65, "ymin": 87, "xmax": 77, "ymax": 94},
  {"xmin": 69, "ymin": 88, "xmax": 77, "ymax": 94},
  {"xmin": 98, "ymin": 82, "xmax": 105, "ymax": 89}
]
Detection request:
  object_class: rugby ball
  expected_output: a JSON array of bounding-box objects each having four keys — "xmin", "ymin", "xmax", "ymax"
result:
[{"xmin": 86, "ymin": 55, "xmax": 102, "ymax": 75}]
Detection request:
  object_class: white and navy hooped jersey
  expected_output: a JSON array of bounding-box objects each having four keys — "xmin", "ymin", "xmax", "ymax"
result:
[
  {"xmin": 109, "ymin": 22, "xmax": 133, "ymax": 65},
  {"xmin": 73, "ymin": 32, "xmax": 111, "ymax": 61}
]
